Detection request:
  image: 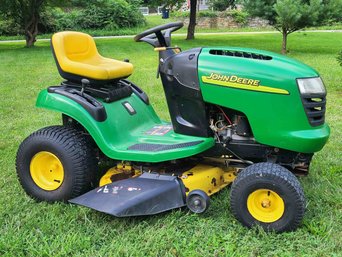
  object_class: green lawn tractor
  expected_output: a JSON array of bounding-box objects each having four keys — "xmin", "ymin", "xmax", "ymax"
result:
[{"xmin": 16, "ymin": 22, "xmax": 330, "ymax": 232}]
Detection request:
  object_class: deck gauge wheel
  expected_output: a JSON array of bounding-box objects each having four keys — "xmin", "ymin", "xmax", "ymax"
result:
[{"xmin": 186, "ymin": 190, "xmax": 210, "ymax": 214}]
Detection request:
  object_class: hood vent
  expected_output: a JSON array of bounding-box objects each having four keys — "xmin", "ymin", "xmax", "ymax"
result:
[{"xmin": 209, "ymin": 49, "xmax": 272, "ymax": 60}]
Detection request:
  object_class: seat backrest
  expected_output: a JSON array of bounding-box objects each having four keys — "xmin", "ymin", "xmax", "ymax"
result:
[
  {"xmin": 51, "ymin": 31, "xmax": 133, "ymax": 84},
  {"xmin": 52, "ymin": 31, "xmax": 99, "ymax": 63},
  {"xmin": 51, "ymin": 31, "xmax": 101, "ymax": 82}
]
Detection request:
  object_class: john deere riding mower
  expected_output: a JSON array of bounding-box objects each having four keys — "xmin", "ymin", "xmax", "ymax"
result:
[{"xmin": 16, "ymin": 22, "xmax": 330, "ymax": 232}]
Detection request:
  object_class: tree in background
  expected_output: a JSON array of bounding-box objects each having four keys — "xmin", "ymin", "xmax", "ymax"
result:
[
  {"xmin": 243, "ymin": 0, "xmax": 322, "ymax": 54},
  {"xmin": 187, "ymin": 0, "xmax": 235, "ymax": 39},
  {"xmin": 145, "ymin": 0, "xmax": 238, "ymax": 40},
  {"xmin": 319, "ymin": 0, "xmax": 342, "ymax": 24},
  {"xmin": 146, "ymin": 0, "xmax": 198, "ymax": 39},
  {"xmin": 209, "ymin": 0, "xmax": 235, "ymax": 11},
  {"xmin": 0, "ymin": 0, "xmax": 75, "ymax": 47},
  {"xmin": 0, "ymin": 0, "xmax": 45, "ymax": 47},
  {"xmin": 186, "ymin": 0, "xmax": 197, "ymax": 40},
  {"xmin": 0, "ymin": 0, "xmax": 144, "ymax": 47}
]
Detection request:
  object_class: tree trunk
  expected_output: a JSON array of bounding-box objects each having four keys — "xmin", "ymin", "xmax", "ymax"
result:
[
  {"xmin": 25, "ymin": 0, "xmax": 44, "ymax": 47},
  {"xmin": 186, "ymin": 0, "xmax": 197, "ymax": 40},
  {"xmin": 25, "ymin": 16, "xmax": 39, "ymax": 47},
  {"xmin": 281, "ymin": 29, "xmax": 288, "ymax": 54}
]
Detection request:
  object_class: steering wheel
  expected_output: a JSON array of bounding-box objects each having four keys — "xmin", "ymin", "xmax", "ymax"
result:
[{"xmin": 134, "ymin": 22, "xmax": 183, "ymax": 47}]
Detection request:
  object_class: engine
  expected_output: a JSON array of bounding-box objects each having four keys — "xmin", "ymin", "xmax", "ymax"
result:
[
  {"xmin": 209, "ymin": 105, "xmax": 254, "ymax": 143},
  {"xmin": 207, "ymin": 105, "xmax": 313, "ymax": 175}
]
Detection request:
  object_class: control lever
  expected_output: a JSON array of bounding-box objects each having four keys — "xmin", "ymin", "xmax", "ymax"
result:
[{"xmin": 81, "ymin": 78, "xmax": 90, "ymax": 97}]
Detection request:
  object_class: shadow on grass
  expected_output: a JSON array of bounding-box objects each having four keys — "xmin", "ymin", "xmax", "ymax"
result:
[{"xmin": 0, "ymin": 43, "xmax": 51, "ymax": 52}]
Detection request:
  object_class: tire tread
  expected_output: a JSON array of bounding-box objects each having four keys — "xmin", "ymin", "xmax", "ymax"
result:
[
  {"xmin": 16, "ymin": 125, "xmax": 97, "ymax": 201},
  {"xmin": 230, "ymin": 162, "xmax": 305, "ymax": 232}
]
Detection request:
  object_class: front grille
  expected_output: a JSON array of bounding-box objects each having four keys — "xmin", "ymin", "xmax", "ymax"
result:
[{"xmin": 301, "ymin": 93, "xmax": 326, "ymax": 126}]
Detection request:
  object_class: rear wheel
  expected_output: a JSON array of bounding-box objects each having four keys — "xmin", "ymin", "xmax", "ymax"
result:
[
  {"xmin": 16, "ymin": 126, "xmax": 98, "ymax": 202},
  {"xmin": 230, "ymin": 162, "xmax": 305, "ymax": 232}
]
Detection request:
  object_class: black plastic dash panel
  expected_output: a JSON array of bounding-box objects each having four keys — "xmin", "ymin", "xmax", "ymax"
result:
[
  {"xmin": 122, "ymin": 79, "xmax": 150, "ymax": 105},
  {"xmin": 60, "ymin": 80, "xmax": 132, "ymax": 103}
]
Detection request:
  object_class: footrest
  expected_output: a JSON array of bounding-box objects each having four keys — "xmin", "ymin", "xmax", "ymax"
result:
[{"xmin": 128, "ymin": 141, "xmax": 203, "ymax": 152}]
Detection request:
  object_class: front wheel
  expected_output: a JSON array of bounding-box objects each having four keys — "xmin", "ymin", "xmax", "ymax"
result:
[
  {"xmin": 16, "ymin": 126, "xmax": 98, "ymax": 202},
  {"xmin": 230, "ymin": 163, "xmax": 305, "ymax": 232}
]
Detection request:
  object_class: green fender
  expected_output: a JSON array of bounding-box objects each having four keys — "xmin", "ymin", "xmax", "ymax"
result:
[{"xmin": 36, "ymin": 89, "xmax": 214, "ymax": 162}]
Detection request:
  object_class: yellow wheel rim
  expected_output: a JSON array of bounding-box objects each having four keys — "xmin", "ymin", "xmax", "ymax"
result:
[
  {"xmin": 247, "ymin": 189, "xmax": 285, "ymax": 223},
  {"xmin": 30, "ymin": 151, "xmax": 64, "ymax": 191}
]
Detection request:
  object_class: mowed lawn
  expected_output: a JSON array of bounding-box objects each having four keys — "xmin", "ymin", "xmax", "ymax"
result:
[{"xmin": 0, "ymin": 32, "xmax": 341, "ymax": 256}]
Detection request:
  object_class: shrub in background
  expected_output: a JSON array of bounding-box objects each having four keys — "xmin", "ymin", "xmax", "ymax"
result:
[
  {"xmin": 77, "ymin": 0, "xmax": 145, "ymax": 30},
  {"xmin": 171, "ymin": 11, "xmax": 190, "ymax": 18},
  {"xmin": 208, "ymin": 0, "xmax": 235, "ymax": 11},
  {"xmin": 0, "ymin": 14, "xmax": 21, "ymax": 35},
  {"xmin": 172, "ymin": 10, "xmax": 249, "ymax": 27},
  {"xmin": 198, "ymin": 11, "xmax": 218, "ymax": 18},
  {"xmin": 229, "ymin": 10, "xmax": 249, "ymax": 25},
  {"xmin": 337, "ymin": 50, "xmax": 342, "ymax": 66},
  {"xmin": 320, "ymin": 0, "xmax": 342, "ymax": 25},
  {"xmin": 41, "ymin": 7, "xmax": 83, "ymax": 32}
]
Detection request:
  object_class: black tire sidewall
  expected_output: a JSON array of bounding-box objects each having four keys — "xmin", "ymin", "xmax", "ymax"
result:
[{"xmin": 230, "ymin": 163, "xmax": 305, "ymax": 232}]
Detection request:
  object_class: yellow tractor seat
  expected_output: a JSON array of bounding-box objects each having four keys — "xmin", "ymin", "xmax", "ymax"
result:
[{"xmin": 51, "ymin": 31, "xmax": 133, "ymax": 83}]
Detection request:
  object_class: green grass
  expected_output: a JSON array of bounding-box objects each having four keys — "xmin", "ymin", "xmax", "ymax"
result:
[{"xmin": 0, "ymin": 32, "xmax": 341, "ymax": 256}]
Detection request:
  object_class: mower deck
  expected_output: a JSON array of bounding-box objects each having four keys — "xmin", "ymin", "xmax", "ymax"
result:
[
  {"xmin": 69, "ymin": 173, "xmax": 186, "ymax": 217},
  {"xmin": 70, "ymin": 163, "xmax": 237, "ymax": 217}
]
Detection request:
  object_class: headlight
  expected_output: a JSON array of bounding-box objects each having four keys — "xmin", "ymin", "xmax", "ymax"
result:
[{"xmin": 297, "ymin": 77, "xmax": 326, "ymax": 95}]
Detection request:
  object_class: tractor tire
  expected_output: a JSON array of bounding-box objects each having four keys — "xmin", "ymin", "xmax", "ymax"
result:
[
  {"xmin": 230, "ymin": 162, "xmax": 305, "ymax": 232},
  {"xmin": 16, "ymin": 125, "xmax": 98, "ymax": 202}
]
